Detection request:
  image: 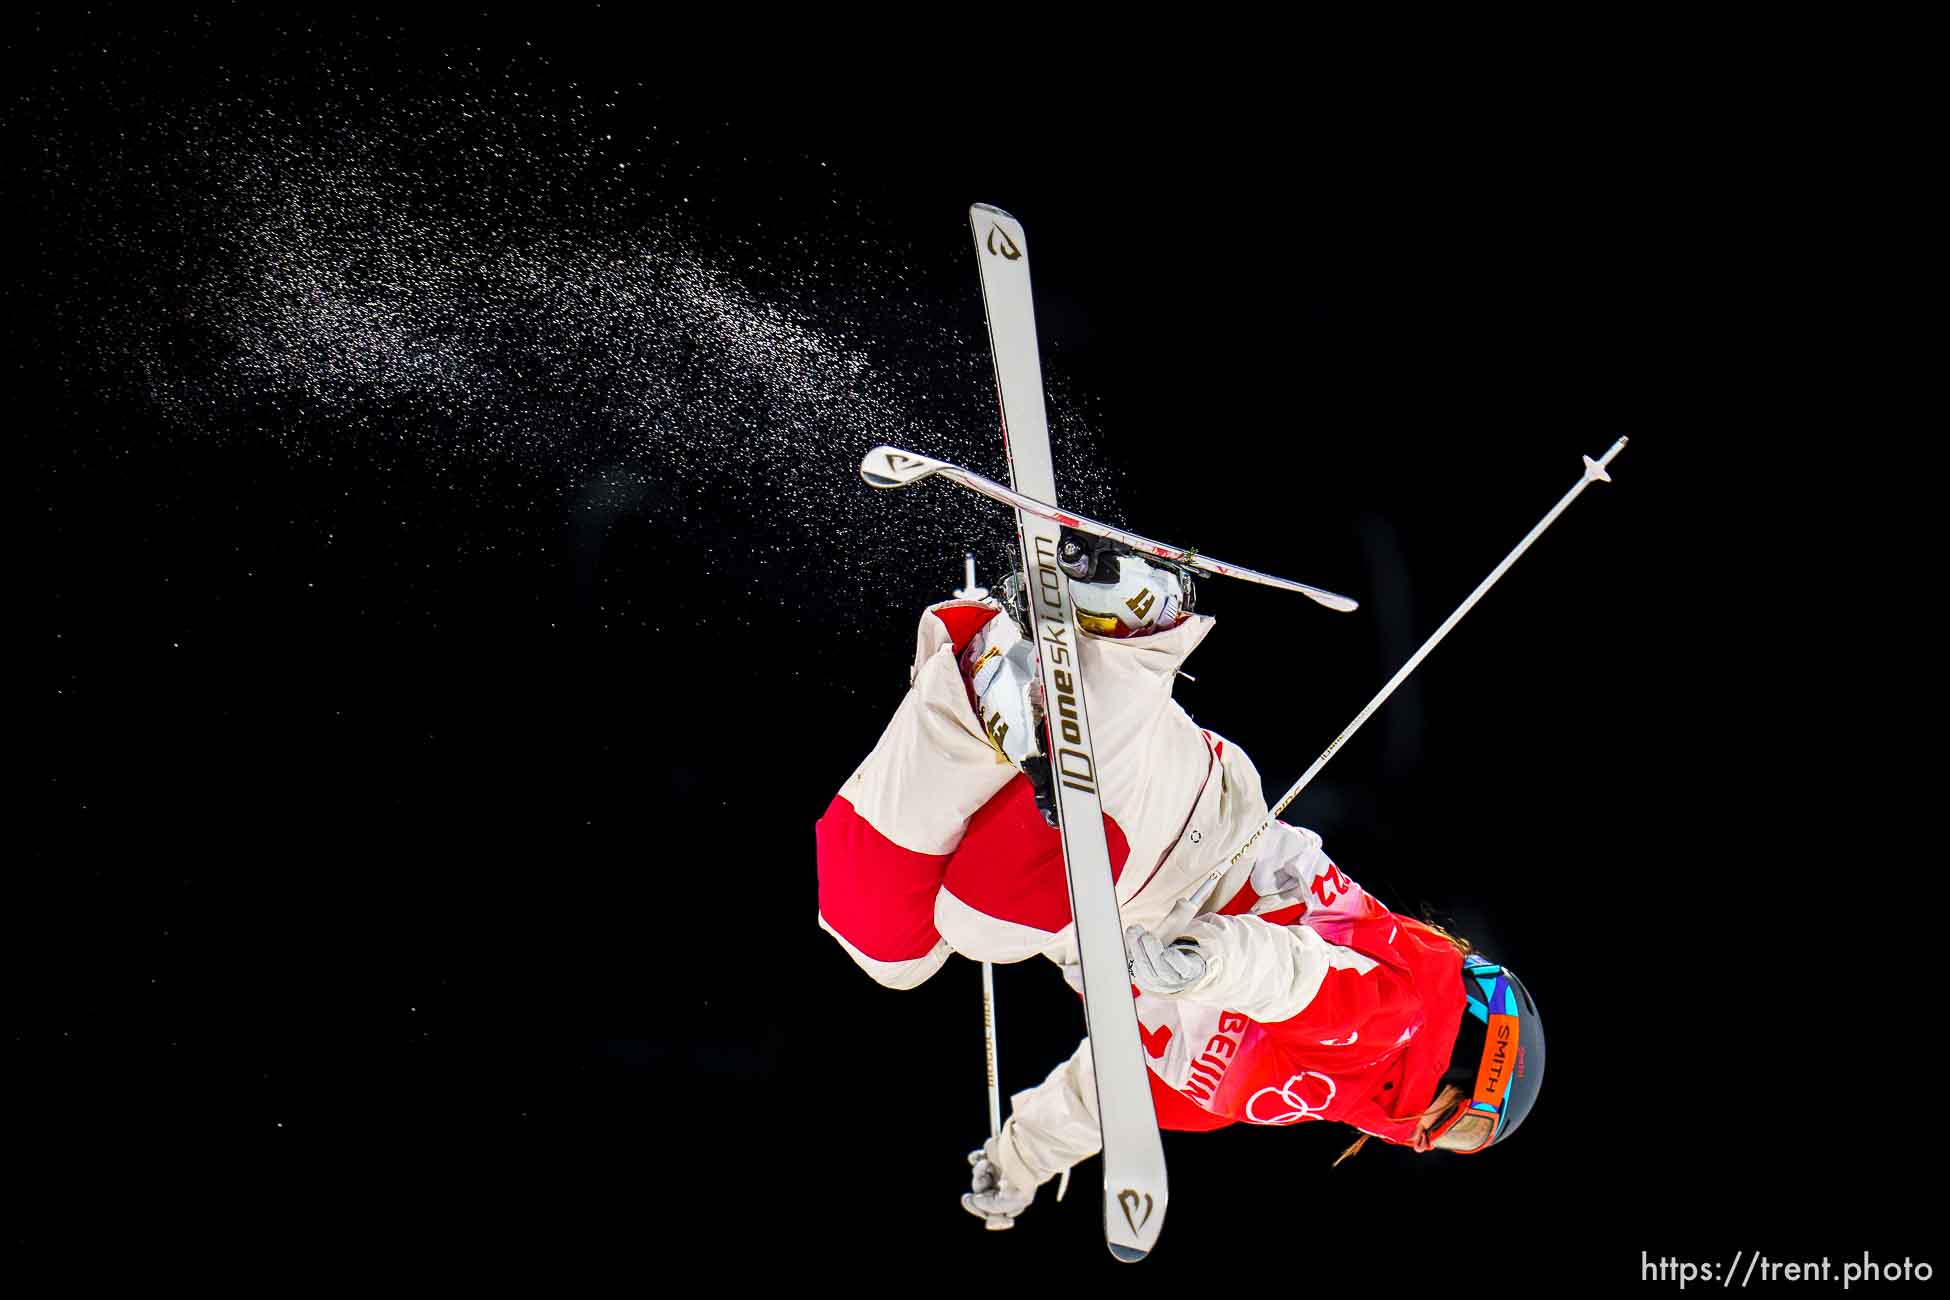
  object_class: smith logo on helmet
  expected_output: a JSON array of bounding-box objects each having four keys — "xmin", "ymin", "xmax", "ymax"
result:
[{"xmin": 1475, "ymin": 1014, "xmax": 1520, "ymax": 1107}]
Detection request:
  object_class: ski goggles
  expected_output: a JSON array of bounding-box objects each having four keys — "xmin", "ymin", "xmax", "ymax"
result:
[
  {"xmin": 1427, "ymin": 1096, "xmax": 1503, "ymax": 1154},
  {"xmin": 1427, "ymin": 961, "xmax": 1538, "ymax": 1154}
]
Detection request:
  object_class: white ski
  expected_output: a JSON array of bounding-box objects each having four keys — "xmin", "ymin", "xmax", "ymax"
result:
[
  {"xmin": 968, "ymin": 202, "xmax": 1166, "ymax": 1263},
  {"xmin": 861, "ymin": 444, "xmax": 1359, "ymax": 612}
]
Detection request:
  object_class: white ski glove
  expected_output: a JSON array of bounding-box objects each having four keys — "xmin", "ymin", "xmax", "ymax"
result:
[
  {"xmin": 1125, "ymin": 885, "xmax": 1211, "ymax": 998},
  {"xmin": 960, "ymin": 610, "xmax": 1045, "ymax": 770},
  {"xmin": 963, "ymin": 1141, "xmax": 1034, "ymax": 1227}
]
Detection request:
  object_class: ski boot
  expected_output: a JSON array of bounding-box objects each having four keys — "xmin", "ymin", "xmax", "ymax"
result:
[{"xmin": 1057, "ymin": 530, "xmax": 1195, "ymax": 638}]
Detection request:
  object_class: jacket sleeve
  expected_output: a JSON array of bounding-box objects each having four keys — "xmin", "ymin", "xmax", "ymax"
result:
[
  {"xmin": 815, "ymin": 601, "xmax": 1015, "ymax": 989},
  {"xmin": 1074, "ymin": 615, "xmax": 1220, "ymax": 869},
  {"xmin": 992, "ymin": 1037, "xmax": 1103, "ymax": 1194},
  {"xmin": 1246, "ymin": 821, "xmax": 1379, "ymax": 932},
  {"xmin": 1169, "ymin": 912, "xmax": 1382, "ymax": 1024}
]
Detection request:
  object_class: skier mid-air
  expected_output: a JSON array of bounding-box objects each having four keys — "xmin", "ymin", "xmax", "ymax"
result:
[
  {"xmin": 819, "ymin": 206, "xmax": 1613, "ymax": 1257},
  {"xmin": 814, "ymin": 535, "xmax": 1545, "ymax": 1226}
]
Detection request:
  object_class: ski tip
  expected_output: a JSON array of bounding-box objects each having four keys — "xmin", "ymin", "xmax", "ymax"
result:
[
  {"xmin": 859, "ymin": 445, "xmax": 940, "ymax": 489},
  {"xmin": 1108, "ymin": 1245, "xmax": 1149, "ymax": 1264},
  {"xmin": 970, "ymin": 201, "xmax": 1017, "ymax": 221},
  {"xmin": 1299, "ymin": 586, "xmax": 1360, "ymax": 613}
]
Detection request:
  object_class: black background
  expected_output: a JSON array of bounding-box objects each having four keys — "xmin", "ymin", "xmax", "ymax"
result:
[{"xmin": 13, "ymin": 7, "xmax": 1930, "ymax": 1287}]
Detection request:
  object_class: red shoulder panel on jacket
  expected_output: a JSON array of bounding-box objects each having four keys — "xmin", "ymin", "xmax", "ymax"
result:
[
  {"xmin": 815, "ymin": 794, "xmax": 951, "ymax": 962},
  {"xmin": 941, "ymin": 775, "xmax": 1130, "ymax": 935}
]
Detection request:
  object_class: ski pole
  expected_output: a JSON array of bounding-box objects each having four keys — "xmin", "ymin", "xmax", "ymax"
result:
[
  {"xmin": 958, "ymin": 551, "xmax": 1014, "ymax": 1231},
  {"xmin": 955, "ymin": 551, "xmax": 989, "ymax": 604},
  {"xmin": 1220, "ymin": 438, "xmax": 1629, "ymax": 874},
  {"xmin": 980, "ymin": 959, "xmax": 1012, "ymax": 1230}
]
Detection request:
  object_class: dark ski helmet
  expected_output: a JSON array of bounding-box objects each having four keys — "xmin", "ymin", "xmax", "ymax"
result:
[{"xmin": 1428, "ymin": 957, "xmax": 1545, "ymax": 1153}]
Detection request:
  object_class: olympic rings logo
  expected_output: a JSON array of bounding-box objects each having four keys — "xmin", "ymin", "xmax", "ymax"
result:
[{"xmin": 1245, "ymin": 1071, "xmax": 1338, "ymax": 1125}]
